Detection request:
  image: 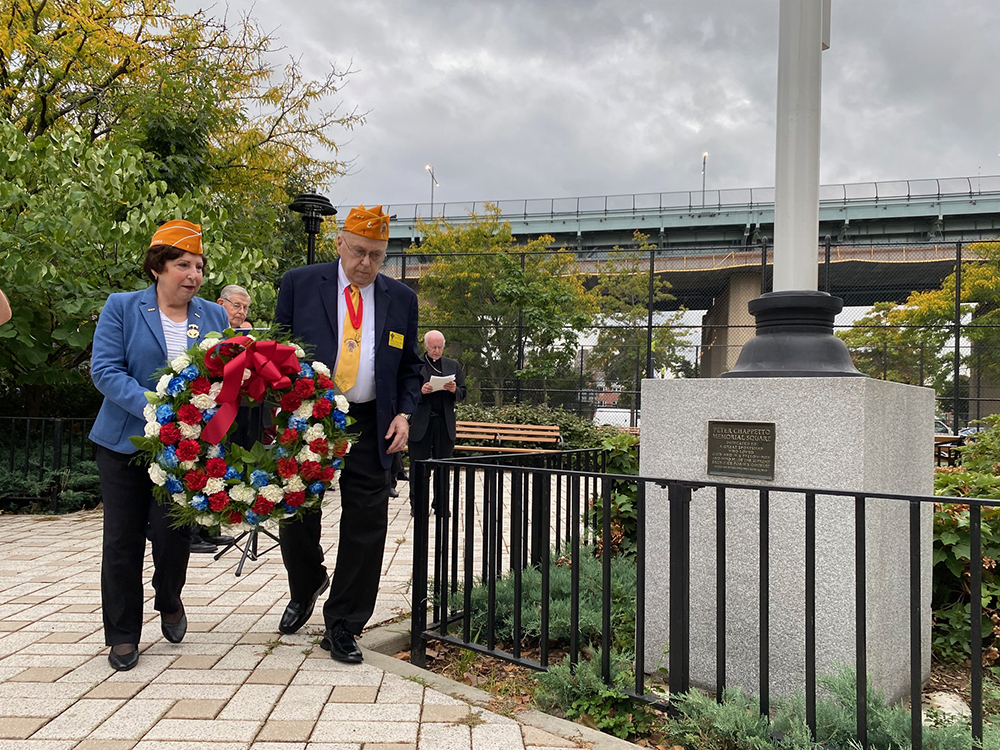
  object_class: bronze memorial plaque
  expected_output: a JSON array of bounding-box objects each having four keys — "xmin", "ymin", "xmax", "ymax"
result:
[{"xmin": 706, "ymin": 420, "xmax": 776, "ymax": 480}]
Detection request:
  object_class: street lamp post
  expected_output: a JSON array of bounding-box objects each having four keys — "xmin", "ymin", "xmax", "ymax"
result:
[
  {"xmin": 424, "ymin": 164, "xmax": 439, "ymax": 217},
  {"xmin": 701, "ymin": 151, "xmax": 708, "ymax": 208},
  {"xmin": 289, "ymin": 192, "xmax": 336, "ymax": 265}
]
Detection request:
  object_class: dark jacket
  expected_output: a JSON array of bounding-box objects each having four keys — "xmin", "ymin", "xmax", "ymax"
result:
[{"xmin": 409, "ymin": 355, "xmax": 466, "ymax": 443}]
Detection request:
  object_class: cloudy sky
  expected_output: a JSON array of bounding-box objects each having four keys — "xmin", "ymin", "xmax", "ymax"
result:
[{"xmin": 189, "ymin": 0, "xmax": 1000, "ymax": 212}]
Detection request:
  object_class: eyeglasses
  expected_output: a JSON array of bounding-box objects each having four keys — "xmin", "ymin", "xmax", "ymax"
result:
[
  {"xmin": 221, "ymin": 298, "xmax": 249, "ymax": 313},
  {"xmin": 340, "ymin": 233, "xmax": 386, "ymax": 265}
]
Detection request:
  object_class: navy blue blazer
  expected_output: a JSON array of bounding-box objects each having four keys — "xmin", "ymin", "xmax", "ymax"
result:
[
  {"xmin": 274, "ymin": 259, "xmax": 422, "ymax": 469},
  {"xmin": 89, "ymin": 285, "xmax": 230, "ymax": 454}
]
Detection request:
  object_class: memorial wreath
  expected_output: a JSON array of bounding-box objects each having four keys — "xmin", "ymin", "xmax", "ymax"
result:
[{"xmin": 131, "ymin": 332, "xmax": 351, "ymax": 529}]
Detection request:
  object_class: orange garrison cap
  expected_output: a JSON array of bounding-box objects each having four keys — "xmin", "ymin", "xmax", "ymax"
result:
[
  {"xmin": 343, "ymin": 205, "xmax": 390, "ymax": 241},
  {"xmin": 149, "ymin": 219, "xmax": 203, "ymax": 255}
]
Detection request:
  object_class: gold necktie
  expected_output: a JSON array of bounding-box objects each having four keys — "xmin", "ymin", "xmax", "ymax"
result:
[{"xmin": 335, "ymin": 284, "xmax": 362, "ymax": 392}]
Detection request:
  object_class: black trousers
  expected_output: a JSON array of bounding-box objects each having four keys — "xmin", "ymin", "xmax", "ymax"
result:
[
  {"xmin": 96, "ymin": 445, "xmax": 191, "ymax": 646},
  {"xmin": 407, "ymin": 414, "xmax": 455, "ymax": 512},
  {"xmin": 278, "ymin": 400, "xmax": 391, "ymax": 635}
]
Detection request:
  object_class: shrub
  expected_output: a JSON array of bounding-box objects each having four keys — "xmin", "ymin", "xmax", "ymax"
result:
[
  {"xmin": 588, "ymin": 431, "xmax": 639, "ymax": 557},
  {"xmin": 0, "ymin": 461, "xmax": 101, "ymax": 514},
  {"xmin": 456, "ymin": 403, "xmax": 619, "ymax": 449}
]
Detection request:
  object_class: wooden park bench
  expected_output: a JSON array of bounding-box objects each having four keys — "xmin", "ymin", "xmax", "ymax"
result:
[{"xmin": 454, "ymin": 421, "xmax": 563, "ymax": 454}]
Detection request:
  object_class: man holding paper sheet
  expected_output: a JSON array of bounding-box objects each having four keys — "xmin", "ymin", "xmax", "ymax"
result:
[{"xmin": 408, "ymin": 330, "xmax": 466, "ymax": 514}]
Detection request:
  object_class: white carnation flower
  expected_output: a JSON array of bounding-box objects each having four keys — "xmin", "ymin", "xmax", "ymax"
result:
[
  {"xmin": 172, "ymin": 493, "xmax": 188, "ymax": 506},
  {"xmin": 312, "ymin": 361, "xmax": 331, "ymax": 377},
  {"xmin": 283, "ymin": 475, "xmax": 305, "ymax": 492},
  {"xmin": 294, "ymin": 345, "xmax": 306, "ymax": 358},
  {"xmin": 230, "ymin": 484, "xmax": 256, "ymax": 504},
  {"xmin": 198, "ymin": 337, "xmax": 217, "ymax": 351},
  {"xmin": 143, "ymin": 403, "xmax": 157, "ymax": 422},
  {"xmin": 190, "ymin": 394, "xmax": 216, "ymax": 411},
  {"xmin": 170, "ymin": 353, "xmax": 191, "ymax": 373},
  {"xmin": 155, "ymin": 374, "xmax": 172, "ymax": 395},
  {"xmin": 204, "ymin": 478, "xmax": 225, "ymax": 496},
  {"xmin": 144, "ymin": 421, "xmax": 161, "ymax": 438},
  {"xmin": 259, "ymin": 484, "xmax": 285, "ymax": 503},
  {"xmin": 303, "ymin": 424, "xmax": 326, "ymax": 442},
  {"xmin": 207, "ymin": 444, "xmax": 224, "ymax": 459},
  {"xmin": 334, "ymin": 395, "xmax": 349, "ymax": 414},
  {"xmin": 293, "ymin": 401, "xmax": 314, "ymax": 419},
  {"xmin": 244, "ymin": 333, "xmax": 256, "ymax": 341},
  {"xmin": 148, "ymin": 464, "xmax": 167, "ymax": 486},
  {"xmin": 197, "ymin": 513, "xmax": 216, "ymax": 525},
  {"xmin": 296, "ymin": 447, "xmax": 320, "ymax": 464},
  {"xmin": 179, "ymin": 422, "xmax": 202, "ymax": 440},
  {"xmin": 209, "ymin": 381, "xmax": 223, "ymax": 399},
  {"xmin": 179, "ymin": 460, "xmax": 195, "ymax": 471}
]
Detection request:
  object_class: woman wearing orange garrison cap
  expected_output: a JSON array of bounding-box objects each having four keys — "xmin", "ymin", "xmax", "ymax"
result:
[{"xmin": 89, "ymin": 219, "xmax": 229, "ymax": 671}]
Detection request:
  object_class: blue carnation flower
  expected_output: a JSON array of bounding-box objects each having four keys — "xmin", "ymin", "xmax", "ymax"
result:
[
  {"xmin": 332, "ymin": 457, "xmax": 343, "ymax": 469},
  {"xmin": 244, "ymin": 510, "xmax": 261, "ymax": 526},
  {"xmin": 157, "ymin": 446, "xmax": 179, "ymax": 470},
  {"xmin": 299, "ymin": 363, "xmax": 314, "ymax": 378},
  {"xmin": 179, "ymin": 364, "xmax": 200, "ymax": 381},
  {"xmin": 223, "ymin": 466, "xmax": 242, "ymax": 481},
  {"xmin": 156, "ymin": 405, "xmax": 175, "ymax": 424},
  {"xmin": 289, "ymin": 417, "xmax": 308, "ymax": 431},
  {"xmin": 322, "ymin": 390, "xmax": 335, "ymax": 402},
  {"xmin": 165, "ymin": 377, "xmax": 187, "ymax": 396},
  {"xmin": 333, "ymin": 412, "xmax": 347, "ymax": 429},
  {"xmin": 274, "ymin": 446, "xmax": 289, "ymax": 458},
  {"xmin": 308, "ymin": 482, "xmax": 325, "ymax": 495},
  {"xmin": 208, "ymin": 444, "xmax": 226, "ymax": 459},
  {"xmin": 282, "ymin": 502, "xmax": 297, "ymax": 514},
  {"xmin": 250, "ymin": 469, "xmax": 270, "ymax": 488},
  {"xmin": 203, "ymin": 407, "xmax": 218, "ymax": 422},
  {"xmin": 165, "ymin": 475, "xmax": 183, "ymax": 494},
  {"xmin": 191, "ymin": 494, "xmax": 209, "ymax": 511}
]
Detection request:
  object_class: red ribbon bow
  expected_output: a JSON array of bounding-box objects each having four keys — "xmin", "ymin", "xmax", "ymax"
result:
[{"xmin": 201, "ymin": 337, "xmax": 301, "ymax": 445}]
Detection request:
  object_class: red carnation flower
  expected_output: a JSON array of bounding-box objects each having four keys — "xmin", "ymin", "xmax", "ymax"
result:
[
  {"xmin": 219, "ymin": 342, "xmax": 243, "ymax": 359},
  {"xmin": 320, "ymin": 467, "xmax": 336, "ymax": 482},
  {"xmin": 175, "ymin": 439, "xmax": 201, "ymax": 462},
  {"xmin": 309, "ymin": 438, "xmax": 329, "ymax": 456},
  {"xmin": 209, "ymin": 492, "xmax": 230, "ymax": 511},
  {"xmin": 279, "ymin": 428, "xmax": 300, "ymax": 445},
  {"xmin": 189, "ymin": 377, "xmax": 211, "ymax": 395},
  {"xmin": 316, "ymin": 375, "xmax": 333, "ymax": 390},
  {"xmin": 177, "ymin": 404, "xmax": 202, "ymax": 425},
  {"xmin": 205, "ymin": 352, "xmax": 225, "ymax": 377},
  {"xmin": 276, "ymin": 457, "xmax": 299, "ymax": 479},
  {"xmin": 280, "ymin": 392, "xmax": 302, "ymax": 412},
  {"xmin": 294, "ymin": 379, "xmax": 316, "ymax": 398},
  {"xmin": 284, "ymin": 491, "xmax": 306, "ymax": 508},
  {"xmin": 312, "ymin": 399, "xmax": 332, "ymax": 419},
  {"xmin": 333, "ymin": 440, "xmax": 349, "ymax": 457},
  {"xmin": 300, "ymin": 460, "xmax": 323, "ymax": 482},
  {"xmin": 253, "ymin": 497, "xmax": 275, "ymax": 515},
  {"xmin": 206, "ymin": 457, "xmax": 228, "ymax": 478},
  {"xmin": 227, "ymin": 510, "xmax": 243, "ymax": 525},
  {"xmin": 158, "ymin": 423, "xmax": 181, "ymax": 446},
  {"xmin": 184, "ymin": 469, "xmax": 208, "ymax": 491}
]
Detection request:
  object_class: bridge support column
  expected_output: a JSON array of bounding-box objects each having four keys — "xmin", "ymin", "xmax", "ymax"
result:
[{"xmin": 700, "ymin": 273, "xmax": 760, "ymax": 378}]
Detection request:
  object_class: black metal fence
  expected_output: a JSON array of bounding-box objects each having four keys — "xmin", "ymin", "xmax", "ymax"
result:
[
  {"xmin": 409, "ymin": 451, "xmax": 988, "ymax": 748},
  {"xmin": 0, "ymin": 416, "xmax": 96, "ymax": 510},
  {"xmin": 378, "ymin": 238, "xmax": 999, "ymax": 432}
]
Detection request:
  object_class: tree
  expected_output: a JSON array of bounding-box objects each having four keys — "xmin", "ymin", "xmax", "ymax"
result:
[
  {"xmin": 587, "ymin": 232, "xmax": 691, "ymax": 410},
  {"xmin": 412, "ymin": 205, "xmax": 597, "ymax": 407}
]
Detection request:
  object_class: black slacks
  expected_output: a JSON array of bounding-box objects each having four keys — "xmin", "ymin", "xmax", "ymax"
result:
[
  {"xmin": 407, "ymin": 414, "xmax": 455, "ymax": 512},
  {"xmin": 278, "ymin": 400, "xmax": 391, "ymax": 635},
  {"xmin": 96, "ymin": 445, "xmax": 191, "ymax": 646}
]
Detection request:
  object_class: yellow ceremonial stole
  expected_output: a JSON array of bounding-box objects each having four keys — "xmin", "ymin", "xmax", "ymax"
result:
[{"xmin": 335, "ymin": 284, "xmax": 362, "ymax": 392}]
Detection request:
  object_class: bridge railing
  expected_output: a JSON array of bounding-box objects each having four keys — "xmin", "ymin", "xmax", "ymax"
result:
[{"xmin": 379, "ymin": 174, "xmax": 1000, "ymax": 223}]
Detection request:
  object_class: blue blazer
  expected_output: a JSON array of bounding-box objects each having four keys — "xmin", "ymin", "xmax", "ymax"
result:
[
  {"xmin": 274, "ymin": 259, "xmax": 422, "ymax": 469},
  {"xmin": 89, "ymin": 285, "xmax": 230, "ymax": 454}
]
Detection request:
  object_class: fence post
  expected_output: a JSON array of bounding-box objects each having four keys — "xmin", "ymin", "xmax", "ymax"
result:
[
  {"xmin": 954, "ymin": 241, "xmax": 962, "ymax": 430},
  {"xmin": 668, "ymin": 482, "xmax": 691, "ymax": 695},
  {"xmin": 646, "ymin": 246, "xmax": 655, "ymax": 379},
  {"xmin": 516, "ymin": 252, "xmax": 526, "ymax": 404},
  {"xmin": 410, "ymin": 460, "xmax": 430, "ymax": 667},
  {"xmin": 50, "ymin": 419, "xmax": 63, "ymax": 513}
]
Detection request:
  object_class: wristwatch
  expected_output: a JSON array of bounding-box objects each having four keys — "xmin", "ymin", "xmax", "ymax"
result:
[{"xmin": 399, "ymin": 413, "xmax": 412, "ymax": 423}]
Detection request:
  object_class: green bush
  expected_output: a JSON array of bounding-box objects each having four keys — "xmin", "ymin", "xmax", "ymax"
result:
[
  {"xmin": 0, "ymin": 461, "xmax": 101, "ymax": 514},
  {"xmin": 588, "ymin": 431, "xmax": 639, "ymax": 557},
  {"xmin": 456, "ymin": 403, "xmax": 619, "ymax": 449}
]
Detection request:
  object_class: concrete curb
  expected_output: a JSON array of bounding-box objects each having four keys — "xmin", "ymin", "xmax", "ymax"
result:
[{"xmin": 361, "ymin": 617, "xmax": 640, "ymax": 750}]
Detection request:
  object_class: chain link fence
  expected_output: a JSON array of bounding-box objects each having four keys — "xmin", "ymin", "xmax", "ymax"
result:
[{"xmin": 379, "ymin": 238, "xmax": 998, "ymax": 432}]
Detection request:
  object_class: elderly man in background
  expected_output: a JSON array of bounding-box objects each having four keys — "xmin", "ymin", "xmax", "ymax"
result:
[{"xmin": 217, "ymin": 284, "xmax": 252, "ymax": 330}]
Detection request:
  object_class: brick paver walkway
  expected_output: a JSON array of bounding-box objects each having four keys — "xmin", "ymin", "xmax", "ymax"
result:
[{"xmin": 0, "ymin": 485, "xmax": 599, "ymax": 749}]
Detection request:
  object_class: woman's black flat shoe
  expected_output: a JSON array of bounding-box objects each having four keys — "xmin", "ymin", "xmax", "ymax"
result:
[
  {"xmin": 108, "ymin": 646, "xmax": 139, "ymax": 671},
  {"xmin": 161, "ymin": 604, "xmax": 187, "ymax": 644}
]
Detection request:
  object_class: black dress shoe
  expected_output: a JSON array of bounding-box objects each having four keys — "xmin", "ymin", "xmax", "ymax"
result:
[
  {"xmin": 210, "ymin": 534, "xmax": 236, "ymax": 546},
  {"xmin": 278, "ymin": 574, "xmax": 330, "ymax": 635},
  {"xmin": 108, "ymin": 645, "xmax": 139, "ymax": 671},
  {"xmin": 397, "ymin": 471, "xmax": 409, "ymax": 481},
  {"xmin": 161, "ymin": 604, "xmax": 187, "ymax": 644},
  {"xmin": 190, "ymin": 538, "xmax": 217, "ymax": 554},
  {"xmin": 320, "ymin": 625, "xmax": 363, "ymax": 663},
  {"xmin": 388, "ymin": 485, "xmax": 399, "ymax": 498}
]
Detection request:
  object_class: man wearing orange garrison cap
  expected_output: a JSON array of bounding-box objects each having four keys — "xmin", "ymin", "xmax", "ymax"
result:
[{"xmin": 274, "ymin": 204, "xmax": 421, "ymax": 664}]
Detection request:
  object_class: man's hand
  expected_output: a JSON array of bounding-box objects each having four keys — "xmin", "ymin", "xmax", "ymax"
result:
[
  {"xmin": 443, "ymin": 379, "xmax": 457, "ymax": 393},
  {"xmin": 385, "ymin": 414, "xmax": 409, "ymax": 453},
  {"xmin": 421, "ymin": 381, "xmax": 434, "ymax": 395}
]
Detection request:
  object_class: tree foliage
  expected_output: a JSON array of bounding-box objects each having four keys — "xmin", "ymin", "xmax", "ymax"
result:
[{"xmin": 411, "ymin": 205, "xmax": 597, "ymax": 406}]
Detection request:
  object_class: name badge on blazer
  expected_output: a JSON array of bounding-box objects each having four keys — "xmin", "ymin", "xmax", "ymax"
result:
[{"xmin": 388, "ymin": 331, "xmax": 404, "ymax": 349}]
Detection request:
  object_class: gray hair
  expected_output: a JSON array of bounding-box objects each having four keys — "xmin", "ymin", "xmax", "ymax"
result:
[{"xmin": 219, "ymin": 284, "xmax": 250, "ymax": 302}]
